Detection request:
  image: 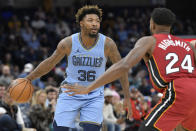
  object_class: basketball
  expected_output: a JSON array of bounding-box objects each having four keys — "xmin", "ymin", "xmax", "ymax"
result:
[{"xmin": 8, "ymin": 78, "xmax": 34, "ymax": 103}]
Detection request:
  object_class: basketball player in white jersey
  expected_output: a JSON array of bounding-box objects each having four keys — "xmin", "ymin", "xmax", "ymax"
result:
[{"xmin": 24, "ymin": 5, "xmax": 132, "ymax": 131}]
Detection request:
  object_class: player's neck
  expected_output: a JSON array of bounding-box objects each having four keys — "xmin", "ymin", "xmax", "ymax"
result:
[
  {"xmin": 154, "ymin": 26, "xmax": 170, "ymax": 34},
  {"xmin": 80, "ymin": 32, "xmax": 98, "ymax": 48},
  {"xmin": 154, "ymin": 30, "xmax": 170, "ymax": 34}
]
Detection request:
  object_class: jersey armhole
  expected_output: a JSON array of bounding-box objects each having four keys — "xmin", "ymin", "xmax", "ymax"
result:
[
  {"xmin": 150, "ymin": 35, "xmax": 157, "ymax": 56},
  {"xmin": 144, "ymin": 36, "xmax": 157, "ymax": 63},
  {"xmin": 66, "ymin": 34, "xmax": 74, "ymax": 57},
  {"xmin": 103, "ymin": 36, "xmax": 107, "ymax": 60}
]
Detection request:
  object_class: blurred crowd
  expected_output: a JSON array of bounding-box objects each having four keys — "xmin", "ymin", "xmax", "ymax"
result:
[{"xmin": 0, "ymin": 5, "xmax": 195, "ymax": 131}]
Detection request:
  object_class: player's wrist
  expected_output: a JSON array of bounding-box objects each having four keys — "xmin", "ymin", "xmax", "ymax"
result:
[
  {"xmin": 25, "ymin": 76, "xmax": 32, "ymax": 82},
  {"xmin": 86, "ymin": 87, "xmax": 92, "ymax": 93}
]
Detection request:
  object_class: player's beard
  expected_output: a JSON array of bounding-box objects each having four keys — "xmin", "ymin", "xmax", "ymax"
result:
[
  {"xmin": 89, "ymin": 33, "xmax": 98, "ymax": 38},
  {"xmin": 88, "ymin": 29, "xmax": 99, "ymax": 38}
]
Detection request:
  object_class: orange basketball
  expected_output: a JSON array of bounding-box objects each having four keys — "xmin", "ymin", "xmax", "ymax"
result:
[{"xmin": 9, "ymin": 78, "xmax": 34, "ymax": 103}]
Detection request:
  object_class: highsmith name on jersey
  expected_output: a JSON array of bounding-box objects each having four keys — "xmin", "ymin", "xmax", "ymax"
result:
[{"xmin": 158, "ymin": 35, "xmax": 191, "ymax": 51}]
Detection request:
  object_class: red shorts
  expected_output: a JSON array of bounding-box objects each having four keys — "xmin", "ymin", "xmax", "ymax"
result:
[{"xmin": 144, "ymin": 78, "xmax": 196, "ymax": 131}]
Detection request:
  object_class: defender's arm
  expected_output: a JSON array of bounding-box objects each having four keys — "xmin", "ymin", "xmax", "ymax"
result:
[{"xmin": 87, "ymin": 36, "xmax": 154, "ymax": 91}]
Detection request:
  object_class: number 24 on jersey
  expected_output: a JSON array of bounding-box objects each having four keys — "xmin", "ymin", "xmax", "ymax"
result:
[{"xmin": 166, "ymin": 53, "xmax": 194, "ymax": 74}]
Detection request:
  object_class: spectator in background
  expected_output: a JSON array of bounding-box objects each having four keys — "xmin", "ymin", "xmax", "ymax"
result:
[
  {"xmin": 113, "ymin": 101, "xmax": 126, "ymax": 119},
  {"xmin": 18, "ymin": 63, "xmax": 45, "ymax": 89},
  {"xmin": 125, "ymin": 88, "xmax": 145, "ymax": 131},
  {"xmin": 35, "ymin": 7, "xmax": 46, "ymax": 20},
  {"xmin": 55, "ymin": 19, "xmax": 71, "ymax": 38},
  {"xmin": 103, "ymin": 88, "xmax": 124, "ymax": 131},
  {"xmin": 45, "ymin": 86, "xmax": 57, "ymax": 110},
  {"xmin": 31, "ymin": 14, "xmax": 46, "ymax": 30},
  {"xmin": 117, "ymin": 23, "xmax": 128, "ymax": 42},
  {"xmin": 21, "ymin": 21, "xmax": 33, "ymax": 44},
  {"xmin": 4, "ymin": 53, "xmax": 13, "ymax": 66},
  {"xmin": 23, "ymin": 48, "xmax": 39, "ymax": 63},
  {"xmin": 109, "ymin": 83, "xmax": 121, "ymax": 105},
  {"xmin": 31, "ymin": 90, "xmax": 47, "ymax": 108},
  {"xmin": 18, "ymin": 101, "xmax": 32, "ymax": 128},
  {"xmin": 45, "ymin": 76, "xmax": 58, "ymax": 87},
  {"xmin": 0, "ymin": 65, "xmax": 13, "ymax": 87},
  {"xmin": 29, "ymin": 90, "xmax": 53, "ymax": 131},
  {"xmin": 12, "ymin": 65, "xmax": 20, "ymax": 78},
  {"xmin": 27, "ymin": 33, "xmax": 40, "ymax": 50},
  {"xmin": 141, "ymin": 99, "xmax": 151, "ymax": 117},
  {"xmin": 0, "ymin": 82, "xmax": 6, "ymax": 100},
  {"xmin": 0, "ymin": 91, "xmax": 24, "ymax": 131},
  {"xmin": 45, "ymin": 86, "xmax": 58, "ymax": 130},
  {"xmin": 151, "ymin": 93, "xmax": 163, "ymax": 108},
  {"xmin": 138, "ymin": 78, "xmax": 152, "ymax": 96},
  {"xmin": 8, "ymin": 15, "xmax": 21, "ymax": 32},
  {"xmin": 45, "ymin": 16, "xmax": 56, "ymax": 34},
  {"xmin": 18, "ymin": 66, "xmax": 35, "ymax": 128},
  {"xmin": 113, "ymin": 101, "xmax": 127, "ymax": 130},
  {"xmin": 128, "ymin": 24, "xmax": 140, "ymax": 37}
]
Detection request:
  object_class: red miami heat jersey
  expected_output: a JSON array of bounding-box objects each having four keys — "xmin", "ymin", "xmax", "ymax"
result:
[{"xmin": 146, "ymin": 34, "xmax": 196, "ymax": 92}]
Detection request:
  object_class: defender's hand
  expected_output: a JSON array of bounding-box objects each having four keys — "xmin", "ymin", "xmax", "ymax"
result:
[
  {"xmin": 123, "ymin": 98, "xmax": 132, "ymax": 120},
  {"xmin": 61, "ymin": 83, "xmax": 90, "ymax": 96}
]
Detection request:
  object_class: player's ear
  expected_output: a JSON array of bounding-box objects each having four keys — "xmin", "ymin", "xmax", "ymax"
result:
[
  {"xmin": 152, "ymin": 21, "xmax": 156, "ymax": 31},
  {"xmin": 80, "ymin": 21, "xmax": 83, "ymax": 28},
  {"xmin": 150, "ymin": 18, "xmax": 154, "ymax": 33}
]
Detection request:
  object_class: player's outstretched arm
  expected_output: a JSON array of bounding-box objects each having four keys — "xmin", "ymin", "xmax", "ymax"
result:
[
  {"xmin": 63, "ymin": 36, "xmax": 155, "ymax": 94},
  {"xmin": 26, "ymin": 37, "xmax": 72, "ymax": 81},
  {"xmin": 86, "ymin": 36, "xmax": 154, "ymax": 91}
]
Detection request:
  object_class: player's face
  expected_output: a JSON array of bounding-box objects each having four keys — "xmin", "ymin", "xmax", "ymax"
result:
[{"xmin": 80, "ymin": 14, "xmax": 100, "ymax": 37}]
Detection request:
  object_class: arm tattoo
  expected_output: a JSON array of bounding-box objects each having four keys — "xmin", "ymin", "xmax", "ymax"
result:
[
  {"xmin": 26, "ymin": 37, "xmax": 71, "ymax": 80},
  {"xmin": 107, "ymin": 38, "xmax": 130, "ymax": 98}
]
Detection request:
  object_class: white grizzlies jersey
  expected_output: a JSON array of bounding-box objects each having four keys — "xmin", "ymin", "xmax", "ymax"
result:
[{"xmin": 61, "ymin": 33, "xmax": 107, "ymax": 99}]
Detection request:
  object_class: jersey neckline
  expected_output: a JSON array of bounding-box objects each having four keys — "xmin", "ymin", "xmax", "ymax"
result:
[{"xmin": 78, "ymin": 33, "xmax": 100, "ymax": 51}]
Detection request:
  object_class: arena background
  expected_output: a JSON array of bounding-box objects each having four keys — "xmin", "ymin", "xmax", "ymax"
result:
[{"xmin": 0, "ymin": 0, "xmax": 196, "ymax": 131}]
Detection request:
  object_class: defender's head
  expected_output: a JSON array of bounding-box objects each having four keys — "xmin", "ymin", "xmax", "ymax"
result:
[
  {"xmin": 76, "ymin": 5, "xmax": 102, "ymax": 38},
  {"xmin": 150, "ymin": 8, "xmax": 176, "ymax": 34}
]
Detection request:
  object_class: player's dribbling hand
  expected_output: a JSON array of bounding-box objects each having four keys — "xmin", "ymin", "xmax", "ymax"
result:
[
  {"xmin": 61, "ymin": 83, "xmax": 90, "ymax": 96},
  {"xmin": 123, "ymin": 98, "xmax": 133, "ymax": 120}
]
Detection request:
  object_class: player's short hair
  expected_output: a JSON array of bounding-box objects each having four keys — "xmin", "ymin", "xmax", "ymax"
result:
[
  {"xmin": 151, "ymin": 8, "xmax": 176, "ymax": 26},
  {"xmin": 75, "ymin": 5, "xmax": 102, "ymax": 24}
]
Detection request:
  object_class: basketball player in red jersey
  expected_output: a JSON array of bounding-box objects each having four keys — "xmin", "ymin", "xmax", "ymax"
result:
[{"xmin": 63, "ymin": 8, "xmax": 196, "ymax": 131}]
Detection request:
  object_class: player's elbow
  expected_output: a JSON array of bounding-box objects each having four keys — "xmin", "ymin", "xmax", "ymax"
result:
[{"xmin": 119, "ymin": 61, "xmax": 130, "ymax": 73}]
